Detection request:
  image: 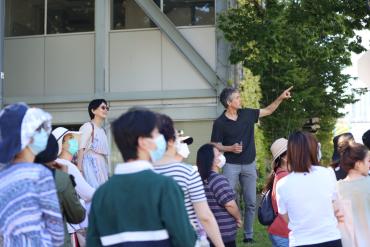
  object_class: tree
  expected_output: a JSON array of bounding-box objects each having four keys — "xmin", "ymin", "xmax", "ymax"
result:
[{"xmin": 218, "ymin": 0, "xmax": 369, "ymax": 161}]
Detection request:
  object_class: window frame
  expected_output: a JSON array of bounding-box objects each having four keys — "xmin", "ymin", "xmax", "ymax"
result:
[
  {"xmin": 5, "ymin": 0, "xmax": 96, "ymax": 38},
  {"xmin": 109, "ymin": 0, "xmax": 216, "ymax": 32}
]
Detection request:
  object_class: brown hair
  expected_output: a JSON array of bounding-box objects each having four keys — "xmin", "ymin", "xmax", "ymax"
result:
[
  {"xmin": 338, "ymin": 140, "xmax": 368, "ymax": 173},
  {"xmin": 287, "ymin": 131, "xmax": 311, "ymax": 173},
  {"xmin": 303, "ymin": 132, "xmax": 319, "ymax": 166},
  {"xmin": 330, "ymin": 133, "xmax": 355, "ymax": 169}
]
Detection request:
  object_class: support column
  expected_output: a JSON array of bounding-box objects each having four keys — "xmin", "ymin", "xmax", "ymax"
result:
[
  {"xmin": 135, "ymin": 0, "xmax": 223, "ymax": 93},
  {"xmin": 0, "ymin": 0, "xmax": 5, "ymax": 108},
  {"xmin": 94, "ymin": 0, "xmax": 109, "ymax": 97}
]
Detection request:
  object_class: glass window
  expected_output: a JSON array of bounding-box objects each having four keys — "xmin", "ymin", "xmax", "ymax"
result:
[
  {"xmin": 163, "ymin": 0, "xmax": 215, "ymax": 26},
  {"xmin": 5, "ymin": 0, "xmax": 45, "ymax": 37},
  {"xmin": 111, "ymin": 0, "xmax": 160, "ymax": 30},
  {"xmin": 47, "ymin": 0, "xmax": 95, "ymax": 34}
]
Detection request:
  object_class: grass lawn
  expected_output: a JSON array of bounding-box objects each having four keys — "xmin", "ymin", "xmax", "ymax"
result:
[{"xmin": 236, "ymin": 219, "xmax": 271, "ymax": 247}]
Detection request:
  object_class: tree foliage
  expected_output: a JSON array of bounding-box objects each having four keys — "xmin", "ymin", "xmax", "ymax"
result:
[{"xmin": 218, "ymin": 0, "xmax": 369, "ymax": 160}]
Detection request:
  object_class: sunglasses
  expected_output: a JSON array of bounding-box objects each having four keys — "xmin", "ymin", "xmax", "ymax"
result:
[{"xmin": 100, "ymin": 105, "xmax": 110, "ymax": 111}]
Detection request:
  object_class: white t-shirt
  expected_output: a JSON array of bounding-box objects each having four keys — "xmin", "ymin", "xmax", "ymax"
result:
[
  {"xmin": 56, "ymin": 158, "xmax": 95, "ymax": 202},
  {"xmin": 276, "ymin": 166, "xmax": 341, "ymax": 246}
]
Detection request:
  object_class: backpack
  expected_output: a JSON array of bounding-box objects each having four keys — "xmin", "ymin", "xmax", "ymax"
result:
[{"xmin": 257, "ymin": 189, "xmax": 277, "ymax": 226}]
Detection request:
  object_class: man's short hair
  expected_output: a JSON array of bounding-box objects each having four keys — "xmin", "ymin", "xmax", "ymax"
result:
[
  {"xmin": 362, "ymin": 129, "xmax": 370, "ymax": 149},
  {"xmin": 219, "ymin": 87, "xmax": 238, "ymax": 108},
  {"xmin": 112, "ymin": 108, "xmax": 157, "ymax": 161},
  {"xmin": 157, "ymin": 114, "xmax": 176, "ymax": 143}
]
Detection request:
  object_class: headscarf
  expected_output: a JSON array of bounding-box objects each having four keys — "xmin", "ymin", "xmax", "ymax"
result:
[{"xmin": 0, "ymin": 103, "xmax": 52, "ymax": 163}]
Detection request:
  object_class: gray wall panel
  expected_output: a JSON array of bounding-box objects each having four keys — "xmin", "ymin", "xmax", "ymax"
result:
[
  {"xmin": 109, "ymin": 30, "xmax": 162, "ymax": 92},
  {"xmin": 4, "ymin": 37, "xmax": 44, "ymax": 97},
  {"xmin": 45, "ymin": 34, "xmax": 94, "ymax": 96}
]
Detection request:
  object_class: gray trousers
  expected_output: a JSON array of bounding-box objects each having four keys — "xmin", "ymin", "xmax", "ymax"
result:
[{"xmin": 223, "ymin": 161, "xmax": 257, "ymax": 239}]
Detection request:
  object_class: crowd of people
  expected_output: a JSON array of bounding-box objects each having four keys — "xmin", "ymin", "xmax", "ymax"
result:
[{"xmin": 0, "ymin": 86, "xmax": 369, "ymax": 247}]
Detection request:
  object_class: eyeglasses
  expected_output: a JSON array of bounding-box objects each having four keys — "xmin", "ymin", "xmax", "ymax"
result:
[{"xmin": 100, "ymin": 105, "xmax": 110, "ymax": 111}]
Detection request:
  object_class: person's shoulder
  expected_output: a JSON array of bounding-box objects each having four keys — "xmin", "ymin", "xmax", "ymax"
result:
[
  {"xmin": 157, "ymin": 162, "xmax": 196, "ymax": 174},
  {"xmin": 177, "ymin": 162, "xmax": 197, "ymax": 173},
  {"xmin": 275, "ymin": 169, "xmax": 289, "ymax": 180},
  {"xmin": 139, "ymin": 169, "xmax": 177, "ymax": 184},
  {"xmin": 240, "ymin": 108, "xmax": 259, "ymax": 116},
  {"xmin": 79, "ymin": 122, "xmax": 93, "ymax": 132},
  {"xmin": 54, "ymin": 170, "xmax": 72, "ymax": 192},
  {"xmin": 208, "ymin": 172, "xmax": 228, "ymax": 185},
  {"xmin": 276, "ymin": 173, "xmax": 291, "ymax": 189},
  {"xmin": 362, "ymin": 176, "xmax": 370, "ymax": 186},
  {"xmin": 213, "ymin": 114, "xmax": 225, "ymax": 124},
  {"xmin": 150, "ymin": 170, "xmax": 182, "ymax": 190},
  {"xmin": 315, "ymin": 165, "xmax": 334, "ymax": 176},
  {"xmin": 30, "ymin": 162, "xmax": 53, "ymax": 174}
]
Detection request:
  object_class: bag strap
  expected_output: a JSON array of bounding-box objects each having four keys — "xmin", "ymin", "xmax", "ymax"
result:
[
  {"xmin": 83, "ymin": 122, "xmax": 95, "ymax": 153},
  {"xmin": 89, "ymin": 122, "xmax": 95, "ymax": 145}
]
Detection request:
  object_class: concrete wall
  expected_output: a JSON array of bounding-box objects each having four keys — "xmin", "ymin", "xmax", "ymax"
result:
[{"xmin": 4, "ymin": 26, "xmax": 217, "ymax": 123}]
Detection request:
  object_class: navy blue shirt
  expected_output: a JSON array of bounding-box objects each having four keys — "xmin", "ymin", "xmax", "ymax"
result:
[
  {"xmin": 211, "ymin": 108, "xmax": 260, "ymax": 164},
  {"xmin": 205, "ymin": 172, "xmax": 236, "ymax": 243}
]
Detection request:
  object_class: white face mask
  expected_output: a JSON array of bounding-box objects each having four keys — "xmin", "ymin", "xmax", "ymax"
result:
[
  {"xmin": 175, "ymin": 140, "xmax": 190, "ymax": 159},
  {"xmin": 216, "ymin": 154, "xmax": 226, "ymax": 168}
]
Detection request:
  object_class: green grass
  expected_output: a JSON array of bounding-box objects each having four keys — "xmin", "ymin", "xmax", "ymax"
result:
[{"xmin": 236, "ymin": 219, "xmax": 271, "ymax": 247}]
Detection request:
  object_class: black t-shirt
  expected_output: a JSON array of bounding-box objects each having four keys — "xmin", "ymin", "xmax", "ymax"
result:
[{"xmin": 211, "ymin": 108, "xmax": 260, "ymax": 164}]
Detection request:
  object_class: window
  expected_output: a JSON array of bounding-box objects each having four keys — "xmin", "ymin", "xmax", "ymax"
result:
[
  {"xmin": 163, "ymin": 0, "xmax": 214, "ymax": 26},
  {"xmin": 5, "ymin": 0, "xmax": 94, "ymax": 37},
  {"xmin": 5, "ymin": 0, "xmax": 45, "ymax": 37},
  {"xmin": 111, "ymin": 0, "xmax": 160, "ymax": 30},
  {"xmin": 47, "ymin": 0, "xmax": 95, "ymax": 34},
  {"xmin": 111, "ymin": 0, "xmax": 214, "ymax": 30}
]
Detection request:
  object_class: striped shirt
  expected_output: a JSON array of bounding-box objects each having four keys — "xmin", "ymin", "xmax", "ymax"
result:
[
  {"xmin": 205, "ymin": 171, "xmax": 237, "ymax": 243},
  {"xmin": 154, "ymin": 162, "xmax": 206, "ymax": 229},
  {"xmin": 0, "ymin": 162, "xmax": 64, "ymax": 247}
]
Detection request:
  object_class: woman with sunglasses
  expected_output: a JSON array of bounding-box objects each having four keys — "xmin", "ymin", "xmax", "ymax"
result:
[
  {"xmin": 0, "ymin": 103, "xmax": 64, "ymax": 247},
  {"xmin": 77, "ymin": 99, "xmax": 110, "ymax": 188}
]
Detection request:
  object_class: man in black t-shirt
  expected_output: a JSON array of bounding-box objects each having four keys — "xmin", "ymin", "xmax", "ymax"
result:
[{"xmin": 211, "ymin": 86, "xmax": 292, "ymax": 243}]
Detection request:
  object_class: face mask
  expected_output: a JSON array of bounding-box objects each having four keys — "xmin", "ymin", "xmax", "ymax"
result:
[
  {"xmin": 67, "ymin": 139, "xmax": 79, "ymax": 156},
  {"xmin": 176, "ymin": 141, "xmax": 190, "ymax": 159},
  {"xmin": 150, "ymin": 134, "xmax": 166, "ymax": 162},
  {"xmin": 29, "ymin": 129, "xmax": 48, "ymax": 156},
  {"xmin": 216, "ymin": 154, "xmax": 226, "ymax": 168}
]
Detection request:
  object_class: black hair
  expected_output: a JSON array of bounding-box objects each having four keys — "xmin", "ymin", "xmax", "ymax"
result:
[
  {"xmin": 88, "ymin": 99, "xmax": 108, "ymax": 120},
  {"xmin": 219, "ymin": 87, "xmax": 238, "ymax": 108},
  {"xmin": 112, "ymin": 108, "xmax": 157, "ymax": 161},
  {"xmin": 332, "ymin": 132, "xmax": 354, "ymax": 163},
  {"xmin": 362, "ymin": 129, "xmax": 370, "ymax": 149},
  {"xmin": 196, "ymin": 144, "xmax": 216, "ymax": 183},
  {"xmin": 157, "ymin": 114, "xmax": 176, "ymax": 143},
  {"xmin": 35, "ymin": 135, "xmax": 59, "ymax": 164}
]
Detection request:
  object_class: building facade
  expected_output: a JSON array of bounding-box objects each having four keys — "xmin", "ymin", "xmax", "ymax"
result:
[{"xmin": 2, "ymin": 0, "xmax": 237, "ymax": 167}]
